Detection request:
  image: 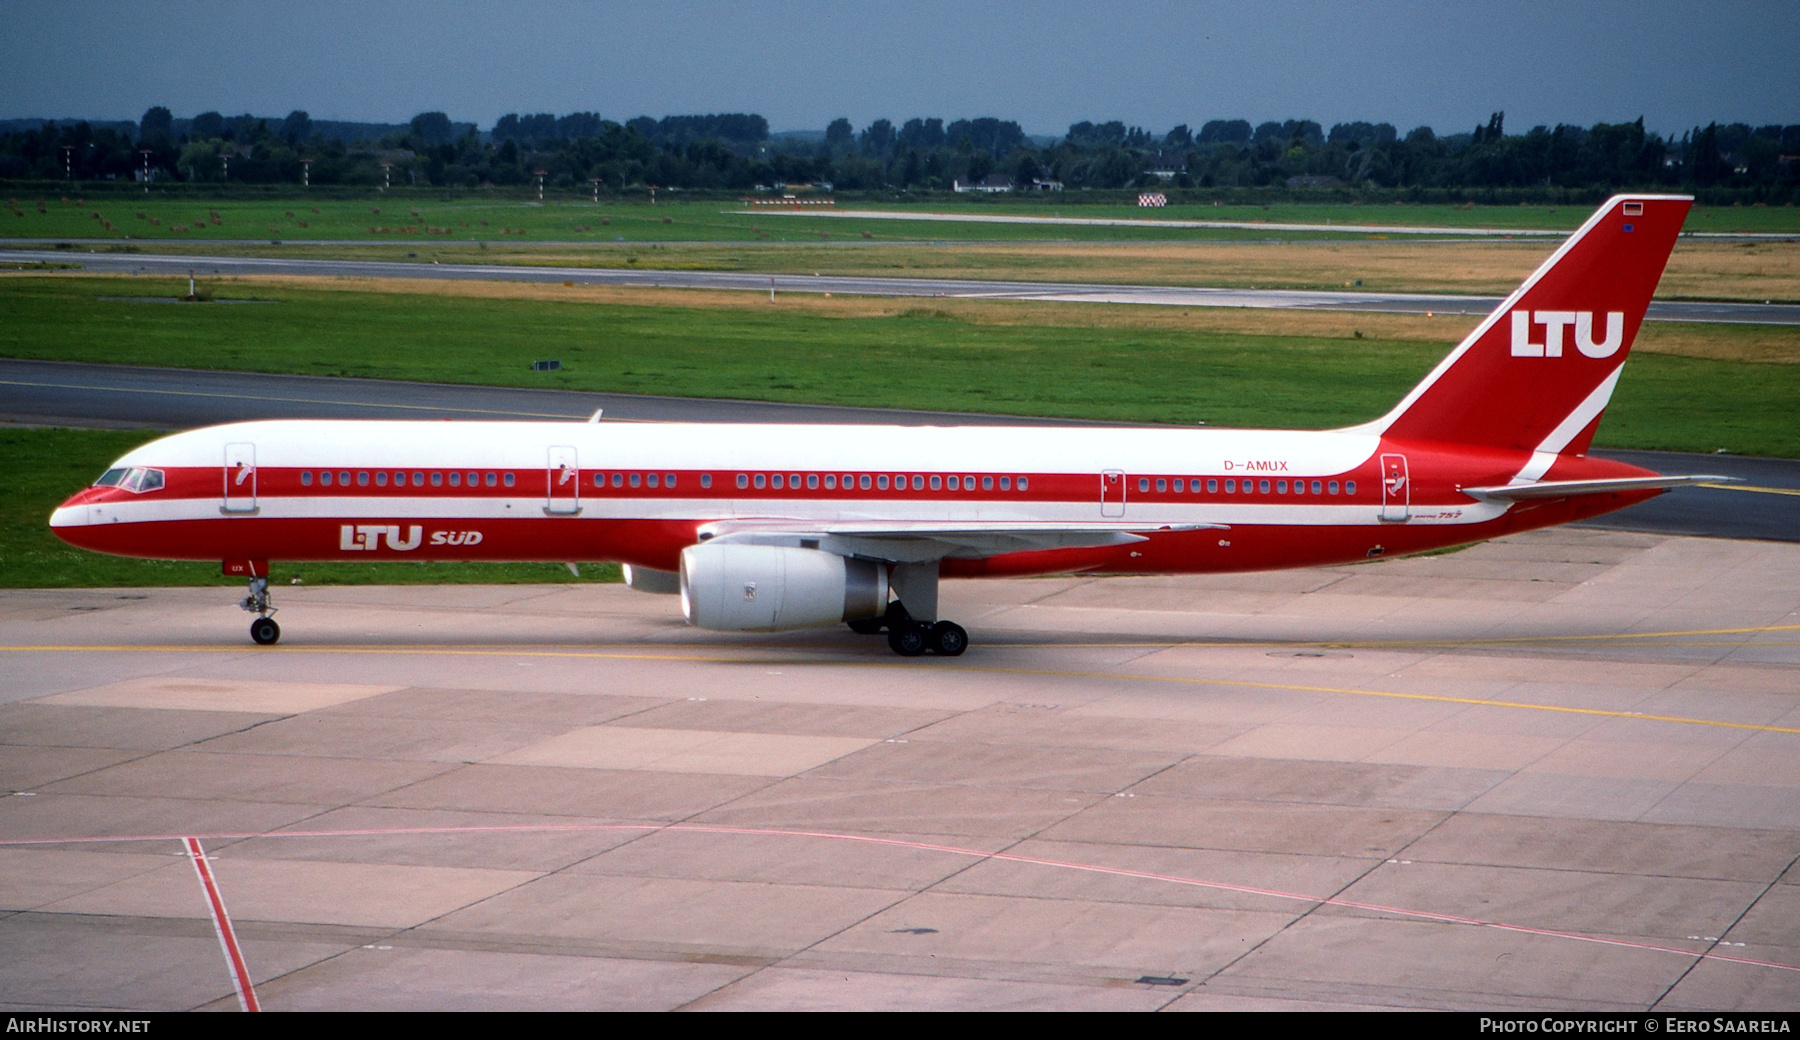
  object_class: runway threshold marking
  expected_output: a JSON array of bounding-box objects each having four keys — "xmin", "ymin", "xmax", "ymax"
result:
[
  {"xmin": 0, "ymin": 377, "xmax": 583, "ymax": 420},
  {"xmin": 4, "ymin": 821, "xmax": 1791, "ymax": 978},
  {"xmin": 5, "ymin": 639, "xmax": 1799, "ymax": 735},
  {"xmin": 183, "ymin": 836, "xmax": 260, "ymax": 1013}
]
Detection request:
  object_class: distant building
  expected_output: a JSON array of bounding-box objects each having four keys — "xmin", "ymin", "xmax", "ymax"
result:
[
  {"xmin": 1027, "ymin": 177, "xmax": 1064, "ymax": 191},
  {"xmin": 953, "ymin": 173, "xmax": 1014, "ymax": 193}
]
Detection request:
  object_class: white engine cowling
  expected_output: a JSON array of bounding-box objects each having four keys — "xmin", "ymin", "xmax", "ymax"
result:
[{"xmin": 680, "ymin": 544, "xmax": 887, "ymax": 631}]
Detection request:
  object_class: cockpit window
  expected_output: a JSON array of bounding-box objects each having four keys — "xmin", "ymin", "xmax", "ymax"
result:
[{"xmin": 97, "ymin": 467, "xmax": 166, "ymax": 493}]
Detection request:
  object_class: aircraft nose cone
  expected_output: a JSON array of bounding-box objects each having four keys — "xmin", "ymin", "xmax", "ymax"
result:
[
  {"xmin": 50, "ymin": 498, "xmax": 90, "ymax": 529},
  {"xmin": 49, "ymin": 486, "xmax": 107, "ymax": 538}
]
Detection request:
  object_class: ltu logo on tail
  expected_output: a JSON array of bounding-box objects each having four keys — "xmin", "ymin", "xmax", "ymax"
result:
[
  {"xmin": 339, "ymin": 524, "xmax": 423, "ymax": 551},
  {"xmin": 1510, "ymin": 311, "xmax": 1624, "ymax": 358}
]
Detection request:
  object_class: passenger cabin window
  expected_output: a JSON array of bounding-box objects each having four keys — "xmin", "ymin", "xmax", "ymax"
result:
[
  {"xmin": 1000, "ymin": 477, "xmax": 1010, "ymax": 490},
  {"xmin": 647, "ymin": 473, "xmax": 659, "ymax": 488},
  {"xmin": 808, "ymin": 474, "xmax": 819, "ymax": 490},
  {"xmin": 912, "ymin": 475, "xmax": 924, "ymax": 490},
  {"xmin": 824, "ymin": 475, "xmax": 836, "ymax": 489},
  {"xmin": 321, "ymin": 471, "xmax": 333, "ymax": 486},
  {"xmin": 1346, "ymin": 481, "xmax": 1357, "ymax": 495},
  {"xmin": 770, "ymin": 474, "xmax": 782, "ymax": 489},
  {"xmin": 930, "ymin": 475, "xmax": 941, "ymax": 490},
  {"xmin": 877, "ymin": 475, "xmax": 889, "ymax": 490},
  {"xmin": 630, "ymin": 473, "xmax": 642, "ymax": 488},
  {"xmin": 1018, "ymin": 477, "xmax": 1029, "ymax": 490},
  {"xmin": 1138, "ymin": 478, "xmax": 1149, "ymax": 492},
  {"xmin": 432, "ymin": 472, "xmax": 442, "ymax": 487},
  {"xmin": 503, "ymin": 473, "xmax": 514, "ymax": 487},
  {"xmin": 860, "ymin": 475, "xmax": 872, "ymax": 489},
  {"xmin": 1208, "ymin": 479, "xmax": 1218, "ymax": 493},
  {"xmin": 754, "ymin": 474, "xmax": 766, "ymax": 489},
  {"xmin": 376, "ymin": 472, "xmax": 388, "ymax": 486},
  {"xmin": 486, "ymin": 473, "xmax": 498, "ymax": 487},
  {"xmin": 301, "ymin": 471, "xmax": 313, "ymax": 486},
  {"xmin": 701, "ymin": 474, "xmax": 712, "ymax": 489},
  {"xmin": 1328, "ymin": 481, "xmax": 1339, "ymax": 494},
  {"xmin": 666, "ymin": 474, "xmax": 676, "ymax": 488},
  {"xmin": 357, "ymin": 472, "xmax": 369, "ymax": 486},
  {"xmin": 982, "ymin": 476, "xmax": 993, "ymax": 490}
]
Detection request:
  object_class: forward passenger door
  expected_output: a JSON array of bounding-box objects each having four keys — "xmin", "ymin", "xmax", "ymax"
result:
[{"xmin": 546, "ymin": 446, "xmax": 580, "ymax": 515}]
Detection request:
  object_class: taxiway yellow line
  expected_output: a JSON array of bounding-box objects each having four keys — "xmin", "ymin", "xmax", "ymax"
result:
[
  {"xmin": 4, "ymin": 641, "xmax": 1797, "ymax": 735},
  {"xmin": 1698, "ymin": 482, "xmax": 1800, "ymax": 497}
]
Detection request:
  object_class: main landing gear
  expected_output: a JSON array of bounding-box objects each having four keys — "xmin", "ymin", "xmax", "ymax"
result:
[
  {"xmin": 241, "ymin": 576, "xmax": 280, "ymax": 645},
  {"xmin": 847, "ymin": 560, "xmax": 968, "ymax": 657},
  {"xmin": 848, "ymin": 604, "xmax": 968, "ymax": 657}
]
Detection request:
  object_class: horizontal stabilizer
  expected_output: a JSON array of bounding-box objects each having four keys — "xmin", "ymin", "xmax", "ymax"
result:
[{"xmin": 1461, "ymin": 475, "xmax": 1732, "ymax": 502}]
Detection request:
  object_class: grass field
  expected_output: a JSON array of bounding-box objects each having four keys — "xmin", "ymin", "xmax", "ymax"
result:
[
  {"xmin": 5, "ymin": 194, "xmax": 1796, "ymax": 246},
  {"xmin": 2, "ymin": 274, "xmax": 1794, "ymax": 454},
  {"xmin": 11, "ymin": 204, "xmax": 1797, "ymax": 303}
]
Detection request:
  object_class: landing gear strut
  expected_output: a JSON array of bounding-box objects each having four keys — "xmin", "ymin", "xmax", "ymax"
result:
[{"xmin": 241, "ymin": 576, "xmax": 280, "ymax": 645}]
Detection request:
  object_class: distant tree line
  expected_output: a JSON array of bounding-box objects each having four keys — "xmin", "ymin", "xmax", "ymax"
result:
[{"xmin": 1, "ymin": 105, "xmax": 1794, "ymax": 202}]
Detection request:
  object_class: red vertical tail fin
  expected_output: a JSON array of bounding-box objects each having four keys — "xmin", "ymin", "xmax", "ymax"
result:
[{"xmin": 1362, "ymin": 195, "xmax": 1691, "ymax": 455}]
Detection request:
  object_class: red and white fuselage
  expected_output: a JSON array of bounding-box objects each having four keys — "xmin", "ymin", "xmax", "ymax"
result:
[{"xmin": 49, "ymin": 419, "xmax": 1662, "ymax": 577}]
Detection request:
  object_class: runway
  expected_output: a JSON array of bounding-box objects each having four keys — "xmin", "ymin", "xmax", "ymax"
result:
[
  {"xmin": 6, "ymin": 359, "xmax": 1796, "ymax": 544},
  {"xmin": 742, "ymin": 207, "xmax": 1800, "ymax": 242},
  {"xmin": 5, "ymin": 248, "xmax": 1796, "ymax": 325},
  {"xmin": 2, "ymin": 527, "xmax": 1797, "ymax": 1010}
]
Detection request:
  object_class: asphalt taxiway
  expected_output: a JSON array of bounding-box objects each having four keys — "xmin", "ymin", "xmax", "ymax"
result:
[{"xmin": 2, "ymin": 526, "xmax": 1797, "ymax": 1010}]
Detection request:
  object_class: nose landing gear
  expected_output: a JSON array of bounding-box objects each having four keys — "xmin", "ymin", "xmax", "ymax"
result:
[{"xmin": 241, "ymin": 576, "xmax": 280, "ymax": 645}]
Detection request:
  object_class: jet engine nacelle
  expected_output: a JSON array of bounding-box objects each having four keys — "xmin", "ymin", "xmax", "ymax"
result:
[{"xmin": 680, "ymin": 543, "xmax": 887, "ymax": 631}]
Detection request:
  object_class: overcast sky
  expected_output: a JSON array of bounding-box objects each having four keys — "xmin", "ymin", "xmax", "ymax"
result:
[{"xmin": 3, "ymin": 0, "xmax": 1793, "ymax": 138}]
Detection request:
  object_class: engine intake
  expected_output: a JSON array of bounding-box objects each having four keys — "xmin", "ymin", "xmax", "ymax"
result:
[{"xmin": 680, "ymin": 544, "xmax": 887, "ymax": 631}]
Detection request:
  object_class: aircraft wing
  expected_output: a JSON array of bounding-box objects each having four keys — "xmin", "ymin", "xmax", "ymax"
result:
[
  {"xmin": 1460, "ymin": 475, "xmax": 1733, "ymax": 502},
  {"xmin": 695, "ymin": 519, "xmax": 1225, "ymax": 562}
]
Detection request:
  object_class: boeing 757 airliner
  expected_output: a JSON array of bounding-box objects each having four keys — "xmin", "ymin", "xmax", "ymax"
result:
[{"xmin": 51, "ymin": 195, "xmax": 1717, "ymax": 655}]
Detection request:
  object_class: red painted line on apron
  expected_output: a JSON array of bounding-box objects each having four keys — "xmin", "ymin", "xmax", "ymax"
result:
[
  {"xmin": 184, "ymin": 836, "xmax": 260, "ymax": 1013},
  {"xmin": 7, "ymin": 823, "xmax": 1780, "ymax": 980}
]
